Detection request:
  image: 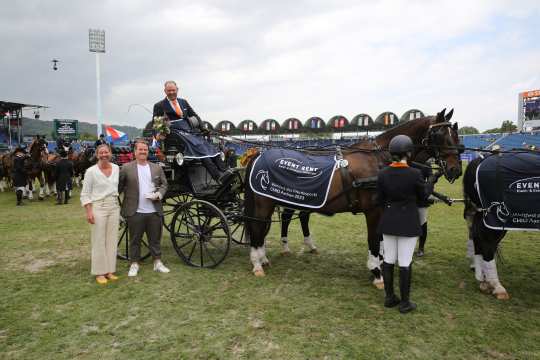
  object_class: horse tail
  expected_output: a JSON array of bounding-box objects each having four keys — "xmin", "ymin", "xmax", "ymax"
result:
[{"xmin": 462, "ymin": 156, "xmax": 483, "ymax": 219}]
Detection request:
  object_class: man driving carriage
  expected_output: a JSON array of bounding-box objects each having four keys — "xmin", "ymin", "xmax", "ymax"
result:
[{"xmin": 152, "ymin": 80, "xmax": 232, "ymax": 184}]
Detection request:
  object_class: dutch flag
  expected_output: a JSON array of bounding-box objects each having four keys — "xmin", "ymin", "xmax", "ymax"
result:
[{"xmin": 105, "ymin": 126, "xmax": 128, "ymax": 144}]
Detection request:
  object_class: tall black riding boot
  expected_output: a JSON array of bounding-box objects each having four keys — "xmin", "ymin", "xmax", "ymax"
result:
[
  {"xmin": 56, "ymin": 191, "xmax": 64, "ymax": 205},
  {"xmin": 16, "ymin": 190, "xmax": 23, "ymax": 206},
  {"xmin": 382, "ymin": 262, "xmax": 400, "ymax": 307},
  {"xmin": 64, "ymin": 190, "xmax": 70, "ymax": 204},
  {"xmin": 399, "ymin": 265, "xmax": 417, "ymax": 313},
  {"xmin": 417, "ymin": 223, "xmax": 428, "ymax": 257}
]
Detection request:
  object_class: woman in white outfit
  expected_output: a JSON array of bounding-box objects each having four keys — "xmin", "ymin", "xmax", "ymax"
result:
[{"xmin": 80, "ymin": 144, "xmax": 120, "ymax": 285}]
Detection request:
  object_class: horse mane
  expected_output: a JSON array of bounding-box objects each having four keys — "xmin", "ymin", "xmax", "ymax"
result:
[{"xmin": 375, "ymin": 116, "xmax": 434, "ymax": 144}]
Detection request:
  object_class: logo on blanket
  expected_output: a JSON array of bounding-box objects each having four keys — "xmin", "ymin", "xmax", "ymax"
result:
[
  {"xmin": 274, "ymin": 158, "xmax": 322, "ymax": 179},
  {"xmin": 508, "ymin": 177, "xmax": 540, "ymax": 193},
  {"xmin": 256, "ymin": 170, "xmax": 270, "ymax": 190}
]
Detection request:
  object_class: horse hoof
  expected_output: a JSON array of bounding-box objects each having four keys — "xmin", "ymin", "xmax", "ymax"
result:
[
  {"xmin": 253, "ymin": 269, "xmax": 265, "ymax": 277},
  {"xmin": 281, "ymin": 250, "xmax": 291, "ymax": 256},
  {"xmin": 309, "ymin": 248, "xmax": 319, "ymax": 255},
  {"xmin": 38, "ymin": 197, "xmax": 44, "ymax": 201},
  {"xmin": 416, "ymin": 250, "xmax": 424, "ymax": 257},
  {"xmin": 495, "ymin": 292, "xmax": 510, "ymax": 300},
  {"xmin": 374, "ymin": 279, "xmax": 385, "ymax": 290}
]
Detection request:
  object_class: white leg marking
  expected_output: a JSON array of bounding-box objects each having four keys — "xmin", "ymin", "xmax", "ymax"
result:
[
  {"xmin": 281, "ymin": 237, "xmax": 291, "ymax": 254},
  {"xmin": 304, "ymin": 235, "xmax": 317, "ymax": 251},
  {"xmin": 482, "ymin": 259, "xmax": 508, "ymax": 298},
  {"xmin": 250, "ymin": 247, "xmax": 263, "ymax": 273},
  {"xmin": 474, "ymin": 255, "xmax": 484, "ymax": 282},
  {"xmin": 367, "ymin": 251, "xmax": 381, "ymax": 271}
]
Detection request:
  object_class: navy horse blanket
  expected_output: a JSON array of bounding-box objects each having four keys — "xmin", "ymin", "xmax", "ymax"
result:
[
  {"xmin": 169, "ymin": 120, "xmax": 220, "ymax": 159},
  {"xmin": 476, "ymin": 151, "xmax": 540, "ymax": 231},
  {"xmin": 249, "ymin": 148, "xmax": 338, "ymax": 208}
]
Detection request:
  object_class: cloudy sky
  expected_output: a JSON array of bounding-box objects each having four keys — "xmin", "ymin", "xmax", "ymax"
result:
[{"xmin": 1, "ymin": 0, "xmax": 539, "ymax": 131}]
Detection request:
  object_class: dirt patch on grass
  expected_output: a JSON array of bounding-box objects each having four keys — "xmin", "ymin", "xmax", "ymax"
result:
[
  {"xmin": 24, "ymin": 259, "xmax": 56, "ymax": 273},
  {"xmin": 2, "ymin": 250, "xmax": 85, "ymax": 273}
]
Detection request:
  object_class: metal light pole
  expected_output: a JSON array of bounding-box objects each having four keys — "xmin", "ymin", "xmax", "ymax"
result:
[{"xmin": 89, "ymin": 29, "xmax": 105, "ymax": 138}]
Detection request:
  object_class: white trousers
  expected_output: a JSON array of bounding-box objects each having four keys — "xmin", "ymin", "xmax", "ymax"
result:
[
  {"xmin": 382, "ymin": 234, "xmax": 418, "ymax": 267},
  {"xmin": 90, "ymin": 196, "xmax": 120, "ymax": 275}
]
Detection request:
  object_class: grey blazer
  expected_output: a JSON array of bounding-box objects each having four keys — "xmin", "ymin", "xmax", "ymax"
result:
[{"xmin": 118, "ymin": 161, "xmax": 168, "ymax": 217}]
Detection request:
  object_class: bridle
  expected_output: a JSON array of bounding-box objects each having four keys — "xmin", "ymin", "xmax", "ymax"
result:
[{"xmin": 420, "ymin": 121, "xmax": 464, "ymax": 183}]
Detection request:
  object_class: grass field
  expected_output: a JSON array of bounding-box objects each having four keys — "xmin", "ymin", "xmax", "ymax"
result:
[{"xmin": 1, "ymin": 178, "xmax": 539, "ymax": 359}]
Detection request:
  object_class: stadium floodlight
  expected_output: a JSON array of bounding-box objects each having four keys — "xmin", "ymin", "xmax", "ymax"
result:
[
  {"xmin": 89, "ymin": 29, "xmax": 105, "ymax": 53},
  {"xmin": 89, "ymin": 29, "xmax": 106, "ymax": 137}
]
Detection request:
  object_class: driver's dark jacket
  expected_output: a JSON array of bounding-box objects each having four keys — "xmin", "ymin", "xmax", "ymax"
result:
[
  {"xmin": 152, "ymin": 97, "xmax": 200, "ymax": 132},
  {"xmin": 12, "ymin": 155, "xmax": 28, "ymax": 187},
  {"xmin": 377, "ymin": 165, "xmax": 433, "ymax": 237}
]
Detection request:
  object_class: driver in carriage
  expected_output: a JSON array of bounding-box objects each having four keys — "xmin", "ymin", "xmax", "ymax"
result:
[{"xmin": 151, "ymin": 80, "xmax": 233, "ymax": 184}]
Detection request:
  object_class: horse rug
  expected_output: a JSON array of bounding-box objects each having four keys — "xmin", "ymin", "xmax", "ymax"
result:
[
  {"xmin": 476, "ymin": 152, "xmax": 540, "ymax": 231},
  {"xmin": 168, "ymin": 120, "xmax": 220, "ymax": 159},
  {"xmin": 249, "ymin": 148, "xmax": 338, "ymax": 208}
]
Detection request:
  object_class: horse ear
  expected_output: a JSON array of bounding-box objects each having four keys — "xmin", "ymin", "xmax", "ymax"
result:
[
  {"xmin": 453, "ymin": 122, "xmax": 458, "ymax": 131},
  {"xmin": 436, "ymin": 108, "xmax": 446, "ymax": 123},
  {"xmin": 445, "ymin": 108, "xmax": 454, "ymax": 122}
]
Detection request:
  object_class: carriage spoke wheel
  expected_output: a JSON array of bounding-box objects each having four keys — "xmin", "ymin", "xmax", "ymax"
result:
[
  {"xmin": 170, "ymin": 199, "xmax": 231, "ymax": 268},
  {"xmin": 117, "ymin": 216, "xmax": 152, "ymax": 261},
  {"xmin": 162, "ymin": 194, "xmax": 191, "ymax": 232},
  {"xmin": 223, "ymin": 196, "xmax": 248, "ymax": 245}
]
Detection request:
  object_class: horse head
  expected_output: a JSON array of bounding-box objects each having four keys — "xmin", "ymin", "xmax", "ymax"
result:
[{"xmin": 423, "ymin": 108, "xmax": 463, "ymax": 183}]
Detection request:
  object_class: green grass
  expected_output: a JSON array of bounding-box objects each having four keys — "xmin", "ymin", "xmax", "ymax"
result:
[{"xmin": 1, "ymin": 178, "xmax": 539, "ymax": 359}]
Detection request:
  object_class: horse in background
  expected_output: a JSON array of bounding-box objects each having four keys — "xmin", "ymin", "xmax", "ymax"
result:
[
  {"xmin": 26, "ymin": 138, "xmax": 49, "ymax": 200},
  {"xmin": 243, "ymin": 109, "xmax": 463, "ymax": 284},
  {"xmin": 0, "ymin": 152, "xmax": 12, "ymax": 191}
]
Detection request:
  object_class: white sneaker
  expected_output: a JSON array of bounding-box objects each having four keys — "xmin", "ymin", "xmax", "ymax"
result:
[
  {"xmin": 128, "ymin": 263, "xmax": 139, "ymax": 277},
  {"xmin": 153, "ymin": 261, "xmax": 170, "ymax": 273}
]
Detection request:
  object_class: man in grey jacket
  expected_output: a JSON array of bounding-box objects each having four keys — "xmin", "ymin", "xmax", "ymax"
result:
[{"xmin": 119, "ymin": 139, "xmax": 169, "ymax": 277}]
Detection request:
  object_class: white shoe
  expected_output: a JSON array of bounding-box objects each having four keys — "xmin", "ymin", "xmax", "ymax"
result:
[
  {"xmin": 128, "ymin": 263, "xmax": 139, "ymax": 277},
  {"xmin": 153, "ymin": 261, "xmax": 170, "ymax": 273}
]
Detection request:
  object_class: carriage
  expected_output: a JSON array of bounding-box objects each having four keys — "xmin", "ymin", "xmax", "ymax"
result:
[{"xmin": 116, "ymin": 127, "xmax": 247, "ymax": 268}]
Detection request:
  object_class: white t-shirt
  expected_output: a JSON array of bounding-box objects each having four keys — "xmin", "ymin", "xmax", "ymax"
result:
[{"xmin": 136, "ymin": 163, "xmax": 156, "ymax": 213}]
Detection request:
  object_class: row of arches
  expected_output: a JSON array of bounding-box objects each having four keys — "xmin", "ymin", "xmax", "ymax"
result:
[{"xmin": 203, "ymin": 109, "xmax": 425, "ymax": 134}]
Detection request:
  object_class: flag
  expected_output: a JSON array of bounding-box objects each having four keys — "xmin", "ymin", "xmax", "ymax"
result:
[{"xmin": 105, "ymin": 126, "xmax": 128, "ymax": 144}]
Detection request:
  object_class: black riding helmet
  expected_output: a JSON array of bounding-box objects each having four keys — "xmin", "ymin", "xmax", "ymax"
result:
[{"xmin": 389, "ymin": 135, "xmax": 413, "ymax": 159}]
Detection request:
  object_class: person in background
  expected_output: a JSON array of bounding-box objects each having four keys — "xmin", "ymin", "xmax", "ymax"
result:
[
  {"xmin": 80, "ymin": 144, "xmax": 120, "ymax": 285},
  {"xmin": 55, "ymin": 149, "xmax": 74, "ymax": 205},
  {"xmin": 377, "ymin": 135, "xmax": 438, "ymax": 314},
  {"xmin": 12, "ymin": 146, "xmax": 28, "ymax": 206},
  {"xmin": 94, "ymin": 134, "xmax": 107, "ymax": 148},
  {"xmin": 119, "ymin": 140, "xmax": 169, "ymax": 277}
]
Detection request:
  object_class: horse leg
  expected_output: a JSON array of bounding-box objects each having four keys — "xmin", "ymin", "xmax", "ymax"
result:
[
  {"xmin": 0, "ymin": 178, "xmax": 5, "ymax": 192},
  {"xmin": 465, "ymin": 214, "xmax": 476, "ymax": 270},
  {"xmin": 247, "ymin": 197, "xmax": 275, "ymax": 277},
  {"xmin": 365, "ymin": 208, "xmax": 384, "ymax": 289},
  {"xmin": 38, "ymin": 175, "xmax": 45, "ymax": 200},
  {"xmin": 280, "ymin": 208, "xmax": 293, "ymax": 255},
  {"xmin": 474, "ymin": 215, "xmax": 509, "ymax": 300},
  {"xmin": 301, "ymin": 212, "xmax": 318, "ymax": 254},
  {"xmin": 26, "ymin": 179, "xmax": 34, "ymax": 200}
]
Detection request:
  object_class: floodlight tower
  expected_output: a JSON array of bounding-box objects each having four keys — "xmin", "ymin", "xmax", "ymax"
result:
[{"xmin": 89, "ymin": 29, "xmax": 105, "ymax": 138}]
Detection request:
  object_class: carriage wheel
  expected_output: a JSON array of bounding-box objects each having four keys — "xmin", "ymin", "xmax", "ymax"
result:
[
  {"xmin": 117, "ymin": 216, "xmax": 152, "ymax": 261},
  {"xmin": 224, "ymin": 196, "xmax": 248, "ymax": 245},
  {"xmin": 169, "ymin": 199, "xmax": 231, "ymax": 268},
  {"xmin": 162, "ymin": 194, "xmax": 191, "ymax": 232}
]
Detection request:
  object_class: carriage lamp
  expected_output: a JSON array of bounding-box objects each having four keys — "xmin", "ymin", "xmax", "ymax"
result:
[
  {"xmin": 175, "ymin": 152, "xmax": 184, "ymax": 166},
  {"xmin": 166, "ymin": 147, "xmax": 177, "ymax": 163},
  {"xmin": 220, "ymin": 151, "xmax": 225, "ymax": 162}
]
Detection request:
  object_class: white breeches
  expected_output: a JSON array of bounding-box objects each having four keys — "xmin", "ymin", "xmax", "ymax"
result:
[{"xmin": 382, "ymin": 234, "xmax": 418, "ymax": 267}]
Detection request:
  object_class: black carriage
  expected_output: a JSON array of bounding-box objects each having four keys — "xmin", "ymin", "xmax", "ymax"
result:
[{"xmin": 117, "ymin": 128, "xmax": 247, "ymax": 268}]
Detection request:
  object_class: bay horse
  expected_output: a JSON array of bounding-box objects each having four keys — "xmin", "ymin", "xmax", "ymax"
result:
[
  {"xmin": 243, "ymin": 109, "xmax": 463, "ymax": 286},
  {"xmin": 26, "ymin": 138, "xmax": 49, "ymax": 200}
]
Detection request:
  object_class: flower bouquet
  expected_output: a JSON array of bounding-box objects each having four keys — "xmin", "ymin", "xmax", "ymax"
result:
[{"xmin": 152, "ymin": 116, "xmax": 170, "ymax": 141}]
